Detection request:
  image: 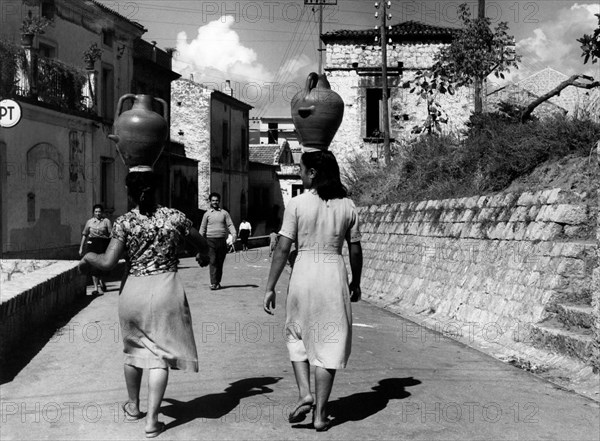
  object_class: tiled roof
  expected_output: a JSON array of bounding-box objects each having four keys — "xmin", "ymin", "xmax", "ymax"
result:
[
  {"xmin": 249, "ymin": 144, "xmax": 279, "ymax": 165},
  {"xmin": 321, "ymin": 21, "xmax": 458, "ymax": 44}
]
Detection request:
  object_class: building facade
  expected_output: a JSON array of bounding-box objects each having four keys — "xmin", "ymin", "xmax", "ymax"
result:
[
  {"xmin": 170, "ymin": 79, "xmax": 252, "ymax": 227},
  {"xmin": 0, "ymin": 0, "xmax": 180, "ymax": 258},
  {"xmin": 321, "ymin": 21, "xmax": 473, "ymax": 167}
]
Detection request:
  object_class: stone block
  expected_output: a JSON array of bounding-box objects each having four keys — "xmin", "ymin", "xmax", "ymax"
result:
[
  {"xmin": 546, "ymin": 204, "xmax": 588, "ymax": 225},
  {"xmin": 460, "ymin": 210, "xmax": 475, "ymax": 223},
  {"xmin": 545, "ymin": 188, "xmax": 562, "ymax": 204},
  {"xmin": 563, "ymin": 226, "xmax": 584, "ymax": 238},
  {"xmin": 509, "ymin": 206, "xmax": 529, "ymax": 222},
  {"xmin": 516, "ymin": 191, "xmax": 536, "ymax": 206},
  {"xmin": 465, "ymin": 196, "xmax": 479, "ymax": 209},
  {"xmin": 539, "ymin": 223, "xmax": 562, "ymax": 241}
]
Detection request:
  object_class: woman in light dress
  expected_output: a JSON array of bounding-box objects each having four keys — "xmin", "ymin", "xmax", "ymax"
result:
[
  {"xmin": 264, "ymin": 150, "xmax": 363, "ymax": 432},
  {"xmin": 79, "ymin": 172, "xmax": 209, "ymax": 438}
]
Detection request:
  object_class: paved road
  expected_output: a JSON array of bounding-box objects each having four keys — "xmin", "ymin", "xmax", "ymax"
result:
[{"xmin": 1, "ymin": 248, "xmax": 599, "ymax": 440}]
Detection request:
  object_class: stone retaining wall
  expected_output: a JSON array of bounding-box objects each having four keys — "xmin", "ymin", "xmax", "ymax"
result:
[
  {"xmin": 0, "ymin": 261, "xmax": 86, "ymax": 361},
  {"xmin": 356, "ymin": 188, "xmax": 596, "ymax": 364}
]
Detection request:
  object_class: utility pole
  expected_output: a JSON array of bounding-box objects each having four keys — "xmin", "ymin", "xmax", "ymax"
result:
[
  {"xmin": 318, "ymin": 2, "xmax": 323, "ymax": 74},
  {"xmin": 375, "ymin": 1, "xmax": 391, "ymax": 165},
  {"xmin": 306, "ymin": 0, "xmax": 337, "ymax": 73},
  {"xmin": 474, "ymin": 0, "xmax": 485, "ymax": 113}
]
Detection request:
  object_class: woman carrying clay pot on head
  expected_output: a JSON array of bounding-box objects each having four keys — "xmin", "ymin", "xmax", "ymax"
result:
[
  {"xmin": 79, "ymin": 171, "xmax": 210, "ymax": 439},
  {"xmin": 263, "ymin": 150, "xmax": 363, "ymax": 432},
  {"xmin": 79, "ymin": 204, "xmax": 112, "ymax": 294}
]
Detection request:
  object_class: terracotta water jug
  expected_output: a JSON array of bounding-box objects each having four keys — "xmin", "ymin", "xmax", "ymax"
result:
[
  {"xmin": 291, "ymin": 72, "xmax": 344, "ymax": 151},
  {"xmin": 108, "ymin": 94, "xmax": 169, "ymax": 172}
]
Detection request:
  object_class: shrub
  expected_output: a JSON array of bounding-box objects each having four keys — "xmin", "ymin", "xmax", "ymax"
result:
[{"xmin": 347, "ymin": 113, "xmax": 600, "ymax": 205}]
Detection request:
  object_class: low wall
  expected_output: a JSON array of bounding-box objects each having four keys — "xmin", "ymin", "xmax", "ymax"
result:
[
  {"xmin": 0, "ymin": 260, "xmax": 86, "ymax": 361},
  {"xmin": 357, "ymin": 188, "xmax": 596, "ymax": 365}
]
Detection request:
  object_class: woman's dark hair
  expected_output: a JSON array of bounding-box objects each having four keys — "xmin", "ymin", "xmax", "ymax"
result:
[
  {"xmin": 301, "ymin": 151, "xmax": 347, "ymax": 201},
  {"xmin": 92, "ymin": 204, "xmax": 104, "ymax": 212},
  {"xmin": 125, "ymin": 172, "xmax": 159, "ymax": 216}
]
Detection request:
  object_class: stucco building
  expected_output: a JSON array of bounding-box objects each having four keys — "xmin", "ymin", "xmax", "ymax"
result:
[
  {"xmin": 170, "ymin": 79, "xmax": 252, "ymax": 227},
  {"xmin": 321, "ymin": 21, "xmax": 473, "ymax": 167},
  {"xmin": 0, "ymin": 0, "xmax": 180, "ymax": 258}
]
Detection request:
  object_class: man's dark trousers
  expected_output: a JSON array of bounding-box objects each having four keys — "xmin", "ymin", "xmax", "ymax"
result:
[{"xmin": 207, "ymin": 237, "xmax": 228, "ymax": 285}]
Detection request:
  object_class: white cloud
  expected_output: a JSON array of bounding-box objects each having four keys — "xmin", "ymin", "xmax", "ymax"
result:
[
  {"xmin": 173, "ymin": 15, "xmax": 273, "ymax": 85},
  {"xmin": 513, "ymin": 3, "xmax": 600, "ymax": 80}
]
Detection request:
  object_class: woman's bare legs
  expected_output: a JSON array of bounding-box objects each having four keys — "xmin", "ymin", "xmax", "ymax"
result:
[
  {"xmin": 123, "ymin": 364, "xmax": 142, "ymax": 413},
  {"xmin": 289, "ymin": 361, "xmax": 314, "ymax": 421},
  {"xmin": 146, "ymin": 368, "xmax": 168, "ymax": 431},
  {"xmin": 314, "ymin": 367, "xmax": 336, "ymax": 429}
]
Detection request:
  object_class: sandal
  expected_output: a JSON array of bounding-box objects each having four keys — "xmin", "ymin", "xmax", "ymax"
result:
[
  {"xmin": 145, "ymin": 422, "xmax": 165, "ymax": 438},
  {"xmin": 122, "ymin": 402, "xmax": 144, "ymax": 421},
  {"xmin": 288, "ymin": 402, "xmax": 313, "ymax": 423}
]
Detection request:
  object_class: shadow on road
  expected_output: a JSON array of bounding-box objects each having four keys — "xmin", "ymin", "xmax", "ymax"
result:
[
  {"xmin": 218, "ymin": 284, "xmax": 260, "ymax": 290},
  {"xmin": 161, "ymin": 376, "xmax": 283, "ymax": 429},
  {"xmin": 0, "ymin": 292, "xmax": 102, "ymax": 384},
  {"xmin": 293, "ymin": 377, "xmax": 422, "ymax": 430}
]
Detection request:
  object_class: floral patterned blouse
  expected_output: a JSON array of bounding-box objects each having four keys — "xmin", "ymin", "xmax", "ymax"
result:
[{"xmin": 112, "ymin": 206, "xmax": 191, "ymax": 276}]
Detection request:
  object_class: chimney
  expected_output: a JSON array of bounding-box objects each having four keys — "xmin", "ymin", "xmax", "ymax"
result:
[{"xmin": 224, "ymin": 79, "xmax": 233, "ymax": 97}]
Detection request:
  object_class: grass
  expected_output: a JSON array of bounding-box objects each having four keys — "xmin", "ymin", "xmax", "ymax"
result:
[{"xmin": 345, "ymin": 112, "xmax": 600, "ymax": 206}]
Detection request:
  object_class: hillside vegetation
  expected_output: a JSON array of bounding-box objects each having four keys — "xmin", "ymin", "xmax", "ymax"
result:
[{"xmin": 345, "ymin": 113, "xmax": 599, "ymax": 207}]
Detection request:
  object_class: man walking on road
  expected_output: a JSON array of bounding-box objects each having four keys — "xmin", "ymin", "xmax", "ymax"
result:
[{"xmin": 200, "ymin": 192, "xmax": 237, "ymax": 290}]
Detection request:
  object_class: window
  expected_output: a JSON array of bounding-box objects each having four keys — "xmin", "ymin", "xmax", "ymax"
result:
[
  {"xmin": 41, "ymin": 1, "xmax": 55, "ymax": 19},
  {"xmin": 102, "ymin": 30, "xmax": 114, "ymax": 48},
  {"xmin": 240, "ymin": 126, "xmax": 247, "ymax": 164},
  {"xmin": 100, "ymin": 157, "xmax": 115, "ymax": 210},
  {"xmin": 267, "ymin": 123, "xmax": 278, "ymax": 144},
  {"xmin": 292, "ymin": 184, "xmax": 304, "ymax": 198},
  {"xmin": 222, "ymin": 121, "xmax": 229, "ymax": 158},
  {"xmin": 365, "ymin": 88, "xmax": 390, "ymax": 139},
  {"xmin": 27, "ymin": 192, "xmax": 35, "ymax": 222},
  {"xmin": 101, "ymin": 64, "xmax": 114, "ymax": 120}
]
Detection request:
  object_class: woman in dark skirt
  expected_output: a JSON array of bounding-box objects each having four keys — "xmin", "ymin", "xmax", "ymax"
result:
[
  {"xmin": 79, "ymin": 172, "xmax": 209, "ymax": 438},
  {"xmin": 79, "ymin": 204, "xmax": 112, "ymax": 294}
]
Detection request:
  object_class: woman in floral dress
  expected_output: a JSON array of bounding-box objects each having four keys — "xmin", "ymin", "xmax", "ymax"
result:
[
  {"xmin": 263, "ymin": 150, "xmax": 363, "ymax": 432},
  {"xmin": 79, "ymin": 171, "xmax": 209, "ymax": 438}
]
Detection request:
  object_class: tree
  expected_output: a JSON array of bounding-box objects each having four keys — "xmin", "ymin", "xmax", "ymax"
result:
[
  {"xmin": 405, "ymin": 3, "xmax": 520, "ymax": 134},
  {"xmin": 519, "ymin": 13, "xmax": 600, "ymax": 122},
  {"xmin": 578, "ymin": 13, "xmax": 600, "ymax": 64}
]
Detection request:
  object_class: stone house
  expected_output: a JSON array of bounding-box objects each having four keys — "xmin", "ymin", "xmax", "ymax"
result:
[
  {"xmin": 321, "ymin": 21, "xmax": 473, "ymax": 167},
  {"xmin": 248, "ymin": 142, "xmax": 302, "ymax": 236},
  {"xmin": 249, "ymin": 116, "xmax": 300, "ymax": 150},
  {"xmin": 170, "ymin": 79, "xmax": 252, "ymax": 227},
  {"xmin": 487, "ymin": 67, "xmax": 600, "ymax": 120},
  {"xmin": 0, "ymin": 0, "xmax": 180, "ymax": 258}
]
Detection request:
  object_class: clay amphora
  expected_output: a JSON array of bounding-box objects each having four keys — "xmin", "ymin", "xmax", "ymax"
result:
[
  {"xmin": 108, "ymin": 94, "xmax": 169, "ymax": 172},
  {"xmin": 291, "ymin": 72, "xmax": 344, "ymax": 150}
]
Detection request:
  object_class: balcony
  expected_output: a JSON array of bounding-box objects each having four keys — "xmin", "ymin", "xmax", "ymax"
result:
[{"xmin": 0, "ymin": 41, "xmax": 96, "ymax": 118}]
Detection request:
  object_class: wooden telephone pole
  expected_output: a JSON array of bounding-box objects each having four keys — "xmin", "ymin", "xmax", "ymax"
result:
[{"xmin": 376, "ymin": 1, "xmax": 392, "ymax": 165}]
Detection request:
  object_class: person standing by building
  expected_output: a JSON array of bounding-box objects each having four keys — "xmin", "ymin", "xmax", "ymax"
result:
[
  {"xmin": 263, "ymin": 150, "xmax": 363, "ymax": 432},
  {"xmin": 200, "ymin": 192, "xmax": 237, "ymax": 290},
  {"xmin": 238, "ymin": 218, "xmax": 252, "ymax": 251},
  {"xmin": 79, "ymin": 204, "xmax": 112, "ymax": 294}
]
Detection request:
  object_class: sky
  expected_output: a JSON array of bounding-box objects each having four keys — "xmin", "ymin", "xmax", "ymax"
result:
[{"xmin": 96, "ymin": 0, "xmax": 600, "ymax": 118}]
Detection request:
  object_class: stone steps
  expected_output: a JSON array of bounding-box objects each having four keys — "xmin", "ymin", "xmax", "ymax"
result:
[
  {"xmin": 530, "ymin": 317, "xmax": 594, "ymax": 364},
  {"xmin": 555, "ymin": 303, "xmax": 595, "ymax": 329}
]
